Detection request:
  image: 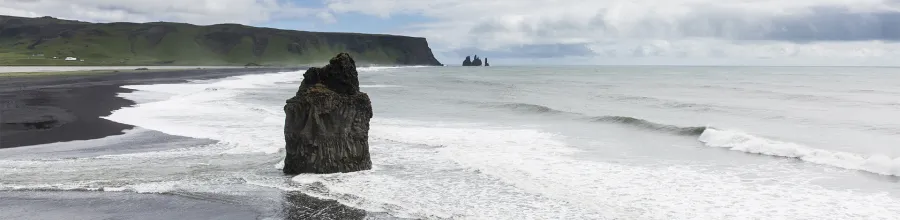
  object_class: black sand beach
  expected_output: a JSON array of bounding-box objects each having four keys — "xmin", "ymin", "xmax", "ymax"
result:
[
  {"xmin": 0, "ymin": 68, "xmax": 302, "ymax": 148},
  {"xmin": 0, "ymin": 67, "xmax": 385, "ymax": 220}
]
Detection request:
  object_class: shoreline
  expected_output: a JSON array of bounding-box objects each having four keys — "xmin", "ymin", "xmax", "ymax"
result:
[
  {"xmin": 0, "ymin": 66, "xmax": 388, "ymax": 219},
  {"xmin": 0, "ymin": 67, "xmax": 304, "ymax": 148},
  {"xmin": 0, "ymin": 66, "xmax": 245, "ymax": 73}
]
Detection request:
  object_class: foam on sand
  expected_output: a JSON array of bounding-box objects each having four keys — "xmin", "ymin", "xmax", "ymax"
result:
[
  {"xmin": 699, "ymin": 127, "xmax": 900, "ymax": 176},
  {"xmin": 65, "ymin": 65, "xmax": 900, "ymax": 219},
  {"xmin": 103, "ymin": 71, "xmax": 300, "ymax": 154},
  {"xmin": 284, "ymin": 118, "xmax": 900, "ymax": 219}
]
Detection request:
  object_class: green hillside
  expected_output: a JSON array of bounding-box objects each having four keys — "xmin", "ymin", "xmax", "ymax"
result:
[{"xmin": 0, "ymin": 15, "xmax": 443, "ymax": 66}]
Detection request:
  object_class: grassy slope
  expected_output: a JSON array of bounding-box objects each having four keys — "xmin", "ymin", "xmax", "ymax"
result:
[{"xmin": 0, "ymin": 16, "xmax": 442, "ymax": 66}]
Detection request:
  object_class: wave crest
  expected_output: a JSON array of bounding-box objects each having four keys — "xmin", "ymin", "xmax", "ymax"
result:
[
  {"xmin": 480, "ymin": 102, "xmax": 706, "ymax": 136},
  {"xmin": 492, "ymin": 103, "xmax": 564, "ymax": 114},
  {"xmin": 591, "ymin": 116, "xmax": 707, "ymax": 136},
  {"xmin": 480, "ymin": 102, "xmax": 900, "ymax": 177},
  {"xmin": 699, "ymin": 128, "xmax": 900, "ymax": 177}
]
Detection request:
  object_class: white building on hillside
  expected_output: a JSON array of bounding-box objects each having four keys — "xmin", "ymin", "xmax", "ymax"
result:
[{"xmin": 65, "ymin": 57, "xmax": 77, "ymax": 61}]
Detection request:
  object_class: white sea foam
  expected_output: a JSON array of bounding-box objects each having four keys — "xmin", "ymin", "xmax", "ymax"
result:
[
  {"xmin": 699, "ymin": 127, "xmax": 900, "ymax": 176},
  {"xmin": 277, "ymin": 118, "xmax": 900, "ymax": 219},
  {"xmin": 104, "ymin": 71, "xmax": 300, "ymax": 154},
  {"xmin": 38, "ymin": 66, "xmax": 900, "ymax": 219}
]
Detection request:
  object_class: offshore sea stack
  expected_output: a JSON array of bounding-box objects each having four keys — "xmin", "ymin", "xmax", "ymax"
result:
[
  {"xmin": 461, "ymin": 55, "xmax": 487, "ymax": 66},
  {"xmin": 472, "ymin": 55, "xmax": 483, "ymax": 66},
  {"xmin": 282, "ymin": 53, "xmax": 373, "ymax": 174}
]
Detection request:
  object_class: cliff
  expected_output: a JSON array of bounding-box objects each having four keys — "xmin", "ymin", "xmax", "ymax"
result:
[
  {"xmin": 283, "ymin": 53, "xmax": 373, "ymax": 174},
  {"xmin": 0, "ymin": 15, "xmax": 443, "ymax": 66}
]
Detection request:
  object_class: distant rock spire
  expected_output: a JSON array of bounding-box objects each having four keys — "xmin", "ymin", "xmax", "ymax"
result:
[
  {"xmin": 463, "ymin": 54, "xmax": 488, "ymax": 66},
  {"xmin": 462, "ymin": 56, "xmax": 473, "ymax": 66}
]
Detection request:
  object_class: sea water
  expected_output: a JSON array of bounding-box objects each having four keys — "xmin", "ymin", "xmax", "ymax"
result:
[{"xmin": 3, "ymin": 66, "xmax": 900, "ymax": 219}]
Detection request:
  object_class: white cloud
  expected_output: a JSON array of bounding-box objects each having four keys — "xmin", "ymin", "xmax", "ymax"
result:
[
  {"xmin": 325, "ymin": 0, "xmax": 900, "ymax": 64},
  {"xmin": 316, "ymin": 11, "xmax": 337, "ymax": 24},
  {"xmin": 0, "ymin": 0, "xmax": 326, "ymax": 25}
]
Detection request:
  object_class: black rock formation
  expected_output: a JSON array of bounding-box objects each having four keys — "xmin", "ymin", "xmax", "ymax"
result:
[
  {"xmin": 283, "ymin": 53, "xmax": 373, "ymax": 174},
  {"xmin": 472, "ymin": 55, "xmax": 483, "ymax": 66},
  {"xmin": 462, "ymin": 54, "xmax": 488, "ymax": 66},
  {"xmin": 462, "ymin": 56, "xmax": 473, "ymax": 66},
  {"xmin": 485, "ymin": 58, "xmax": 490, "ymax": 66}
]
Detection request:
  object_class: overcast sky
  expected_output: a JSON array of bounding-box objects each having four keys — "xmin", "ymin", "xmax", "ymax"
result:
[{"xmin": 4, "ymin": 0, "xmax": 900, "ymax": 65}]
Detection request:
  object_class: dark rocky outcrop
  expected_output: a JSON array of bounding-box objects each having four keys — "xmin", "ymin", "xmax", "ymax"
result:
[
  {"xmin": 283, "ymin": 53, "xmax": 373, "ymax": 174},
  {"xmin": 462, "ymin": 56, "xmax": 472, "ymax": 66},
  {"xmin": 485, "ymin": 58, "xmax": 490, "ymax": 66},
  {"xmin": 462, "ymin": 54, "xmax": 487, "ymax": 66},
  {"xmin": 472, "ymin": 55, "xmax": 483, "ymax": 66}
]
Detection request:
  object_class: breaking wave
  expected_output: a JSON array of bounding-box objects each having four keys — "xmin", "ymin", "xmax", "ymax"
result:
[
  {"xmin": 482, "ymin": 102, "xmax": 900, "ymax": 177},
  {"xmin": 590, "ymin": 115, "xmax": 900, "ymax": 177},
  {"xmin": 699, "ymin": 128, "xmax": 900, "ymax": 177},
  {"xmin": 590, "ymin": 114, "xmax": 900, "ymax": 177},
  {"xmin": 488, "ymin": 103, "xmax": 567, "ymax": 114},
  {"xmin": 482, "ymin": 102, "xmax": 706, "ymax": 136},
  {"xmin": 591, "ymin": 116, "xmax": 708, "ymax": 136}
]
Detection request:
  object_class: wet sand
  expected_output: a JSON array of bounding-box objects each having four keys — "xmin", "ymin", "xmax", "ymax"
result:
[{"xmin": 0, "ymin": 67, "xmax": 302, "ymax": 148}]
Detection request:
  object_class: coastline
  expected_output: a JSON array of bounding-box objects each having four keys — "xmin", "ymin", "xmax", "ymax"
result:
[
  {"xmin": 0, "ymin": 67, "xmax": 304, "ymax": 148},
  {"xmin": 0, "ymin": 66, "xmax": 386, "ymax": 219}
]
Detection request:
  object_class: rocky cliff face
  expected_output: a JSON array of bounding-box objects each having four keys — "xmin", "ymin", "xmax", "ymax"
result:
[
  {"xmin": 0, "ymin": 15, "xmax": 442, "ymax": 66},
  {"xmin": 283, "ymin": 53, "xmax": 373, "ymax": 174}
]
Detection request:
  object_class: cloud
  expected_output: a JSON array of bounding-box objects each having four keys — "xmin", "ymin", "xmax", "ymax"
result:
[
  {"xmin": 316, "ymin": 11, "xmax": 337, "ymax": 24},
  {"xmin": 0, "ymin": 0, "xmax": 326, "ymax": 25},
  {"xmin": 325, "ymin": 0, "xmax": 900, "ymax": 62}
]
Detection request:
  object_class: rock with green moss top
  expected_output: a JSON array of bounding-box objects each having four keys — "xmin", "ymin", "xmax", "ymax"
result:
[{"xmin": 282, "ymin": 53, "xmax": 373, "ymax": 174}]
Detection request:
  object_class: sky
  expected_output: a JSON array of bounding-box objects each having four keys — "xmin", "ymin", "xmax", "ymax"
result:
[{"xmin": 4, "ymin": 0, "xmax": 900, "ymax": 66}]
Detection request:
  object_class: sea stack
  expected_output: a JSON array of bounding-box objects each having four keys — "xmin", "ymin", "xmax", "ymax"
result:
[
  {"xmin": 282, "ymin": 53, "xmax": 373, "ymax": 174},
  {"xmin": 462, "ymin": 56, "xmax": 473, "ymax": 66},
  {"xmin": 472, "ymin": 55, "xmax": 483, "ymax": 66},
  {"xmin": 462, "ymin": 55, "xmax": 487, "ymax": 66}
]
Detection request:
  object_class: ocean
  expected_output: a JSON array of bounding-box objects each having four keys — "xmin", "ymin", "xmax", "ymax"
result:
[{"xmin": 3, "ymin": 66, "xmax": 900, "ymax": 219}]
